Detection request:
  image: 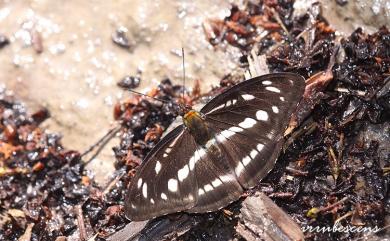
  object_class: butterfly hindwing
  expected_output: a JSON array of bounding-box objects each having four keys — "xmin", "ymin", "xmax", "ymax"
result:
[
  {"xmin": 125, "ymin": 125, "xmax": 198, "ymax": 221},
  {"xmin": 205, "ymin": 119, "xmax": 283, "ymax": 188},
  {"xmin": 187, "ymin": 144, "xmax": 243, "ymax": 213}
]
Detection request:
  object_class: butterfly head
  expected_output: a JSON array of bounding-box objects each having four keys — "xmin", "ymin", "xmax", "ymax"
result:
[{"xmin": 177, "ymin": 103, "xmax": 192, "ymax": 117}]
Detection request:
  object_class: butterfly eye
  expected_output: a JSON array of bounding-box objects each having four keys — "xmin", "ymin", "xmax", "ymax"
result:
[{"xmin": 125, "ymin": 73, "xmax": 305, "ymax": 221}]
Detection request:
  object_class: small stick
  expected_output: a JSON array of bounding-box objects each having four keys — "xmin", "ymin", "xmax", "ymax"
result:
[
  {"xmin": 269, "ymin": 7, "xmax": 290, "ymax": 37},
  {"xmin": 321, "ymin": 197, "xmax": 349, "ymax": 213},
  {"xmin": 269, "ymin": 192, "xmax": 294, "ymax": 198},
  {"xmin": 103, "ymin": 172, "xmax": 126, "ymax": 196},
  {"xmin": 334, "ymin": 210, "xmax": 353, "ymax": 224},
  {"xmin": 286, "ymin": 166, "xmax": 309, "ymax": 176},
  {"xmin": 76, "ymin": 205, "xmax": 87, "ymax": 241}
]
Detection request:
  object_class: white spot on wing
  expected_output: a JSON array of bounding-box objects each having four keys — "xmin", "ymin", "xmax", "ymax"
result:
[
  {"xmin": 229, "ymin": 126, "xmax": 244, "ymax": 133},
  {"xmin": 257, "ymin": 143, "xmax": 264, "ymax": 151},
  {"xmin": 189, "ymin": 156, "xmax": 195, "ymax": 170},
  {"xmin": 209, "ymin": 104, "xmax": 225, "ymax": 113},
  {"xmin": 155, "ymin": 161, "xmax": 161, "ymax": 174},
  {"xmin": 220, "ymin": 175, "xmax": 234, "ymax": 183},
  {"xmin": 242, "ymin": 156, "xmax": 251, "ymax": 166},
  {"xmin": 280, "ymin": 96, "xmax": 285, "ymax": 101},
  {"xmin": 211, "ymin": 178, "xmax": 223, "ymax": 188},
  {"xmin": 256, "ymin": 110, "xmax": 269, "ymax": 121},
  {"xmin": 168, "ymin": 178, "xmax": 178, "ymax": 192},
  {"xmin": 266, "ymin": 86, "xmax": 280, "ymax": 93},
  {"xmin": 169, "ymin": 133, "xmax": 182, "ymax": 148},
  {"xmin": 198, "ymin": 188, "xmax": 205, "ymax": 196},
  {"xmin": 220, "ymin": 129, "xmax": 235, "ymax": 138},
  {"xmin": 137, "ymin": 178, "xmax": 142, "ymax": 189},
  {"xmin": 204, "ymin": 184, "xmax": 213, "ymax": 192},
  {"xmin": 161, "ymin": 192, "xmax": 168, "ymax": 200},
  {"xmin": 215, "ymin": 133, "xmax": 227, "ymax": 143},
  {"xmin": 272, "ymin": 106, "xmax": 279, "ymax": 113},
  {"xmin": 150, "ymin": 198, "xmax": 155, "ymax": 204},
  {"xmin": 262, "ymin": 80, "xmax": 272, "ymax": 85},
  {"xmin": 189, "ymin": 148, "xmax": 206, "ymax": 171},
  {"xmin": 242, "ymin": 94, "xmax": 255, "ymax": 100},
  {"xmin": 178, "ymin": 165, "xmax": 190, "ymax": 181},
  {"xmin": 250, "ymin": 149, "xmax": 258, "ymax": 159},
  {"xmin": 142, "ymin": 183, "xmax": 148, "ymax": 198},
  {"xmin": 163, "ymin": 153, "xmax": 168, "ymax": 158},
  {"xmin": 235, "ymin": 162, "xmax": 245, "ymax": 176},
  {"xmin": 239, "ymin": 118, "xmax": 257, "ymax": 129}
]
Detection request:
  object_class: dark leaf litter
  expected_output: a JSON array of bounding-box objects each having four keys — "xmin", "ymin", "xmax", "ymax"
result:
[{"xmin": 1, "ymin": 1, "xmax": 389, "ymax": 241}]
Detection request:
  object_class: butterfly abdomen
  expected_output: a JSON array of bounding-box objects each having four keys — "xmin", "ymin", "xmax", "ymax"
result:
[{"xmin": 183, "ymin": 110, "xmax": 210, "ymax": 145}]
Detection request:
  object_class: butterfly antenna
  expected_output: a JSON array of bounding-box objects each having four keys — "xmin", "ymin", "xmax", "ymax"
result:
[
  {"xmin": 182, "ymin": 47, "xmax": 185, "ymax": 101},
  {"xmin": 126, "ymin": 89, "xmax": 171, "ymax": 104}
]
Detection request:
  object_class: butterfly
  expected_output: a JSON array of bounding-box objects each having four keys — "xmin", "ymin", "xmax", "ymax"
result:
[{"xmin": 125, "ymin": 73, "xmax": 305, "ymax": 221}]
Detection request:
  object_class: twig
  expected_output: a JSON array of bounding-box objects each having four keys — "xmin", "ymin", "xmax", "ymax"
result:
[
  {"xmin": 269, "ymin": 7, "xmax": 290, "ymax": 38},
  {"xmin": 286, "ymin": 166, "xmax": 309, "ymax": 176},
  {"xmin": 334, "ymin": 210, "xmax": 353, "ymax": 224},
  {"xmin": 269, "ymin": 192, "xmax": 294, "ymax": 198},
  {"xmin": 103, "ymin": 172, "xmax": 126, "ymax": 196},
  {"xmin": 321, "ymin": 197, "xmax": 349, "ymax": 213},
  {"xmin": 76, "ymin": 205, "xmax": 87, "ymax": 241}
]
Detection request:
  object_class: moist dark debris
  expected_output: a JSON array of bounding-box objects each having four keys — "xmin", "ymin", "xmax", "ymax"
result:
[{"xmin": 203, "ymin": 1, "xmax": 294, "ymax": 54}]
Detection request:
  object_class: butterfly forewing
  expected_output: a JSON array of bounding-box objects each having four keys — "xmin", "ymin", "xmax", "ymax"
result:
[{"xmin": 125, "ymin": 73, "xmax": 305, "ymax": 221}]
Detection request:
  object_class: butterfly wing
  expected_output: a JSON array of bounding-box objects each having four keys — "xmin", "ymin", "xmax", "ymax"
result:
[
  {"xmin": 125, "ymin": 125, "xmax": 199, "ymax": 221},
  {"xmin": 125, "ymin": 73, "xmax": 305, "ymax": 220},
  {"xmin": 199, "ymin": 73, "xmax": 305, "ymax": 189},
  {"xmin": 185, "ymin": 144, "xmax": 244, "ymax": 213}
]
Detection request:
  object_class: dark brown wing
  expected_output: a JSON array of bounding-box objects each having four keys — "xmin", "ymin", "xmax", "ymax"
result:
[
  {"xmin": 125, "ymin": 73, "xmax": 305, "ymax": 220},
  {"xmin": 125, "ymin": 125, "xmax": 198, "ymax": 221}
]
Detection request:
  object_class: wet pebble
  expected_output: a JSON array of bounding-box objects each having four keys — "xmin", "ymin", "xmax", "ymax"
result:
[
  {"xmin": 112, "ymin": 27, "xmax": 133, "ymax": 49},
  {"xmin": 117, "ymin": 75, "xmax": 141, "ymax": 90},
  {"xmin": 0, "ymin": 34, "xmax": 10, "ymax": 49}
]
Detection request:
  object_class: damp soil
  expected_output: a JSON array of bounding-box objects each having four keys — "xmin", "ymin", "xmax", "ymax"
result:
[{"xmin": 0, "ymin": 1, "xmax": 389, "ymax": 241}]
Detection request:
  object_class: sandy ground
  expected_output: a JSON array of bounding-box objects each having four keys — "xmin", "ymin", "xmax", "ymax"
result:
[
  {"xmin": 0, "ymin": 0, "xmax": 244, "ymax": 183},
  {"xmin": 0, "ymin": 0, "xmax": 388, "ymax": 184}
]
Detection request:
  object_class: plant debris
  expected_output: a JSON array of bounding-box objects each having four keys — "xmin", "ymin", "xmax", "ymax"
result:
[
  {"xmin": 0, "ymin": 1, "xmax": 389, "ymax": 241},
  {"xmin": 203, "ymin": 1, "xmax": 294, "ymax": 52}
]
